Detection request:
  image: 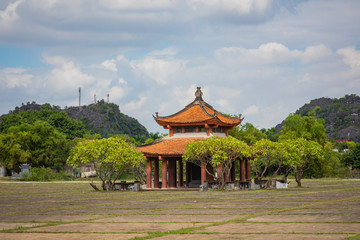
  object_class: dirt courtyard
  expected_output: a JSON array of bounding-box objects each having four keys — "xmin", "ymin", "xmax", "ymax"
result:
[{"xmin": 0, "ymin": 179, "xmax": 359, "ymax": 240}]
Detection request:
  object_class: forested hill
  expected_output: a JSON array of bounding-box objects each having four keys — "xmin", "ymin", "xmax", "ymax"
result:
[
  {"xmin": 276, "ymin": 94, "xmax": 360, "ymax": 142},
  {"xmin": 65, "ymin": 100, "xmax": 148, "ymax": 137},
  {"xmin": 0, "ymin": 101, "xmax": 148, "ymax": 138}
]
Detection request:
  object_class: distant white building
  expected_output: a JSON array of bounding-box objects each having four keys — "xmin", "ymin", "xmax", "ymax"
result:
[{"xmin": 0, "ymin": 164, "xmax": 6, "ymax": 177}]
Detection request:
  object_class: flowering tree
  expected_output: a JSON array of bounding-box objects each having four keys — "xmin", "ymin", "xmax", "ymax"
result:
[
  {"xmin": 183, "ymin": 137, "xmax": 251, "ymax": 189},
  {"xmin": 252, "ymin": 139, "xmax": 290, "ymax": 188},
  {"xmin": 285, "ymin": 138, "xmax": 324, "ymax": 187},
  {"xmin": 67, "ymin": 137, "xmax": 144, "ymax": 190}
]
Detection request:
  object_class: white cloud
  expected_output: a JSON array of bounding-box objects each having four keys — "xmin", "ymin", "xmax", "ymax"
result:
[
  {"xmin": 109, "ymin": 86, "xmax": 126, "ymax": 102},
  {"xmin": 0, "ymin": 0, "xmax": 22, "ymax": 29},
  {"xmin": 148, "ymin": 47, "xmax": 178, "ymax": 56},
  {"xmin": 131, "ymin": 55, "xmax": 187, "ymax": 85},
  {"xmin": 43, "ymin": 55, "xmax": 95, "ymax": 91},
  {"xmin": 302, "ymin": 45, "xmax": 333, "ymax": 63},
  {"xmin": 186, "ymin": 0, "xmax": 273, "ymax": 20},
  {"xmin": 244, "ymin": 105, "xmax": 259, "ymax": 116},
  {"xmin": 215, "ymin": 42, "xmax": 301, "ymax": 65},
  {"xmin": 100, "ymin": 59, "xmax": 118, "ymax": 72},
  {"xmin": 0, "ymin": 67, "xmax": 32, "ymax": 88},
  {"xmin": 215, "ymin": 99, "xmax": 232, "ymax": 113},
  {"xmin": 121, "ymin": 95, "xmax": 147, "ymax": 112},
  {"xmin": 99, "ymin": 0, "xmax": 171, "ymax": 10},
  {"xmin": 0, "ymin": 0, "xmax": 360, "ymax": 134},
  {"xmin": 338, "ymin": 47, "xmax": 360, "ymax": 70},
  {"xmin": 118, "ymin": 77, "xmax": 127, "ymax": 85}
]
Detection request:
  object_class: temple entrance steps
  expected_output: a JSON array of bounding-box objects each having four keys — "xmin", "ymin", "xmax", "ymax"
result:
[{"xmin": 189, "ymin": 180, "xmax": 201, "ymax": 188}]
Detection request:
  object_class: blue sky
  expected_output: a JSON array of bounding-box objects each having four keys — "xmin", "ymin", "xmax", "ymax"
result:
[{"xmin": 1, "ymin": 0, "xmax": 360, "ymax": 133}]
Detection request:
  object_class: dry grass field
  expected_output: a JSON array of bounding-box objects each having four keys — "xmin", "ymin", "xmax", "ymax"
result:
[{"xmin": 0, "ymin": 179, "xmax": 360, "ymax": 240}]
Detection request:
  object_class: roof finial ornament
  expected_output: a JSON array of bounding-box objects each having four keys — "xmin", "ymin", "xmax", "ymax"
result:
[
  {"xmin": 194, "ymin": 87, "xmax": 204, "ymax": 104},
  {"xmin": 155, "ymin": 112, "xmax": 159, "ymax": 118},
  {"xmin": 238, "ymin": 114, "xmax": 244, "ymax": 120},
  {"xmin": 195, "ymin": 87, "xmax": 202, "ymax": 99}
]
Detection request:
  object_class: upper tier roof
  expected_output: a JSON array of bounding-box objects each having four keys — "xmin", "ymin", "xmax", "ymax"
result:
[{"xmin": 154, "ymin": 87, "xmax": 243, "ymax": 127}]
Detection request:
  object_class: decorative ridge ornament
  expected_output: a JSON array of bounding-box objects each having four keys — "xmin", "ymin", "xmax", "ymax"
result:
[{"xmin": 194, "ymin": 87, "xmax": 204, "ymax": 102}]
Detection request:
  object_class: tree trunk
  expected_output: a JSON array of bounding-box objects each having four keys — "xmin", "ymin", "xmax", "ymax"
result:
[
  {"xmin": 295, "ymin": 170, "xmax": 303, "ymax": 187},
  {"xmin": 282, "ymin": 168, "xmax": 291, "ymax": 183},
  {"xmin": 90, "ymin": 182, "xmax": 99, "ymax": 191}
]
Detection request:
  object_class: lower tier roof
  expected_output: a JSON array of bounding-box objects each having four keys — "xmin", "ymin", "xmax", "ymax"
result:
[{"xmin": 137, "ymin": 137, "xmax": 205, "ymax": 157}]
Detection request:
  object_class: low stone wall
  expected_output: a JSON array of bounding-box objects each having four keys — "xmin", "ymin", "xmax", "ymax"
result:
[
  {"xmin": 114, "ymin": 181, "xmax": 141, "ymax": 191},
  {"xmin": 200, "ymin": 179, "xmax": 288, "ymax": 191},
  {"xmin": 200, "ymin": 180, "xmax": 251, "ymax": 191}
]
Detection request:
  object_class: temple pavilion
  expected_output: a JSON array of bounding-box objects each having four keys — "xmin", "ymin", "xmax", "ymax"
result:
[{"xmin": 137, "ymin": 87, "xmax": 251, "ymax": 189}]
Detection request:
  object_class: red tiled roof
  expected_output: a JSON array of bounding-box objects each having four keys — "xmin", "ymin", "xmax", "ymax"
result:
[
  {"xmin": 153, "ymin": 87, "xmax": 242, "ymax": 128},
  {"xmin": 137, "ymin": 137, "xmax": 205, "ymax": 156},
  {"xmin": 157, "ymin": 105, "xmax": 212, "ymax": 124},
  {"xmin": 155, "ymin": 105, "xmax": 241, "ymax": 126}
]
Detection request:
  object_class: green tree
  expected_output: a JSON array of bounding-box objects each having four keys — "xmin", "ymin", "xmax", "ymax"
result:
[
  {"xmin": 0, "ymin": 105, "xmax": 86, "ymax": 139},
  {"xmin": 283, "ymin": 138, "xmax": 324, "ymax": 187},
  {"xmin": 67, "ymin": 137, "xmax": 144, "ymax": 190},
  {"xmin": 279, "ymin": 114, "xmax": 327, "ymax": 146},
  {"xmin": 0, "ymin": 121, "xmax": 71, "ymax": 172},
  {"xmin": 229, "ymin": 123, "xmax": 266, "ymax": 145},
  {"xmin": 183, "ymin": 137, "xmax": 251, "ymax": 189},
  {"xmin": 352, "ymin": 144, "xmax": 360, "ymax": 169},
  {"xmin": 261, "ymin": 127, "xmax": 279, "ymax": 142},
  {"xmin": 251, "ymin": 139, "xmax": 289, "ymax": 188},
  {"xmin": 342, "ymin": 143, "xmax": 360, "ymax": 170}
]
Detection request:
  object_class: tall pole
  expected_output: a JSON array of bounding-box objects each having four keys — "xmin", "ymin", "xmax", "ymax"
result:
[
  {"xmin": 107, "ymin": 94, "xmax": 109, "ymax": 103},
  {"xmin": 78, "ymin": 87, "xmax": 81, "ymax": 107},
  {"xmin": 94, "ymin": 94, "xmax": 96, "ymax": 104}
]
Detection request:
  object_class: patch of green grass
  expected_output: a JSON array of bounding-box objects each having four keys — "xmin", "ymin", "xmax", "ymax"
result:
[{"xmin": 345, "ymin": 234, "xmax": 360, "ymax": 240}]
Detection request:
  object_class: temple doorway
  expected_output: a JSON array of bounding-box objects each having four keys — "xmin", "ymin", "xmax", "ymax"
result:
[{"xmin": 188, "ymin": 163, "xmax": 201, "ymax": 188}]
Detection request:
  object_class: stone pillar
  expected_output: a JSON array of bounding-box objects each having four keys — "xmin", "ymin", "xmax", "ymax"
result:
[
  {"xmin": 240, "ymin": 159, "xmax": 245, "ymax": 182},
  {"xmin": 231, "ymin": 161, "xmax": 236, "ymax": 182},
  {"xmin": 146, "ymin": 157, "xmax": 152, "ymax": 189},
  {"xmin": 168, "ymin": 159, "xmax": 176, "ymax": 188},
  {"xmin": 161, "ymin": 157, "xmax": 167, "ymax": 189},
  {"xmin": 178, "ymin": 159, "xmax": 183, "ymax": 187},
  {"xmin": 153, "ymin": 158, "xmax": 159, "ymax": 188},
  {"xmin": 185, "ymin": 162, "xmax": 190, "ymax": 187},
  {"xmin": 246, "ymin": 158, "xmax": 251, "ymax": 181},
  {"xmin": 201, "ymin": 162, "xmax": 207, "ymax": 184}
]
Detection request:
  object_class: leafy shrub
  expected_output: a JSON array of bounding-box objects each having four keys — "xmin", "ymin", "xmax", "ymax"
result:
[{"xmin": 20, "ymin": 167, "xmax": 74, "ymax": 181}]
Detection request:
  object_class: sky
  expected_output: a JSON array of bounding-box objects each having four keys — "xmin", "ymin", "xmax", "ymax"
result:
[{"xmin": 0, "ymin": 0, "xmax": 360, "ymax": 133}]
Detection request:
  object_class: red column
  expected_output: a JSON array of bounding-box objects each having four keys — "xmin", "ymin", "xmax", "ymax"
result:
[
  {"xmin": 153, "ymin": 158, "xmax": 159, "ymax": 188},
  {"xmin": 178, "ymin": 159, "xmax": 183, "ymax": 187},
  {"xmin": 246, "ymin": 158, "xmax": 251, "ymax": 181},
  {"xmin": 201, "ymin": 162, "xmax": 207, "ymax": 184},
  {"xmin": 168, "ymin": 159, "xmax": 176, "ymax": 188},
  {"xmin": 161, "ymin": 157, "xmax": 167, "ymax": 189},
  {"xmin": 231, "ymin": 161, "xmax": 236, "ymax": 182},
  {"xmin": 146, "ymin": 157, "xmax": 152, "ymax": 189},
  {"xmin": 240, "ymin": 159, "xmax": 245, "ymax": 182},
  {"xmin": 185, "ymin": 162, "xmax": 190, "ymax": 187}
]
